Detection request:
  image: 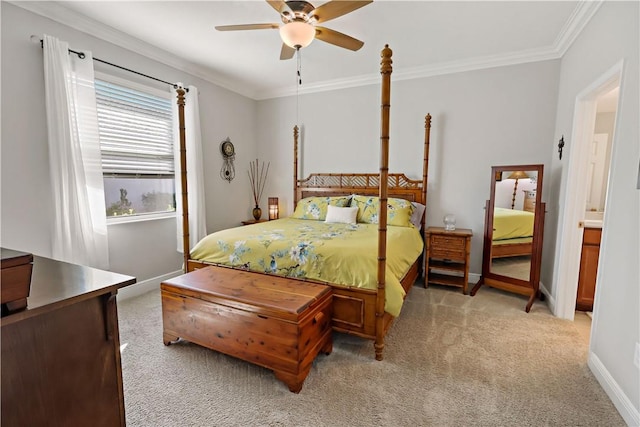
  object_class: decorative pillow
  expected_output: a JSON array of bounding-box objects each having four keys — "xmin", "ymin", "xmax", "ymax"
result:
[
  {"xmin": 351, "ymin": 195, "xmax": 414, "ymax": 227},
  {"xmin": 291, "ymin": 196, "xmax": 351, "ymax": 220},
  {"xmin": 410, "ymin": 202, "xmax": 426, "ymax": 229},
  {"xmin": 325, "ymin": 205, "xmax": 358, "ymax": 224}
]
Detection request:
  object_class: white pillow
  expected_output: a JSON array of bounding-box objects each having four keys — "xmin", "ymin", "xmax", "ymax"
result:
[
  {"xmin": 410, "ymin": 202, "xmax": 426, "ymax": 229},
  {"xmin": 325, "ymin": 205, "xmax": 358, "ymax": 224}
]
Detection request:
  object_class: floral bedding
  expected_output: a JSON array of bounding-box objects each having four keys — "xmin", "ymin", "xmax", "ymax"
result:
[{"xmin": 190, "ymin": 217, "xmax": 424, "ymax": 316}]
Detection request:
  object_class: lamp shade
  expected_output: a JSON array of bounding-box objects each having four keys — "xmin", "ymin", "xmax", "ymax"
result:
[
  {"xmin": 268, "ymin": 197, "xmax": 279, "ymax": 220},
  {"xmin": 507, "ymin": 170, "xmax": 529, "ymax": 180},
  {"xmin": 279, "ymin": 22, "xmax": 315, "ymax": 48}
]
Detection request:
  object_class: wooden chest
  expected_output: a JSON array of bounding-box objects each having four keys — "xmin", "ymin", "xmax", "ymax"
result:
[
  {"xmin": 1, "ymin": 248, "xmax": 34, "ymax": 314},
  {"xmin": 161, "ymin": 266, "xmax": 332, "ymax": 393}
]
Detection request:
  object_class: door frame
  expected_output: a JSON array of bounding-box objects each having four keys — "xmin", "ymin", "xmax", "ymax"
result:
[{"xmin": 553, "ymin": 60, "xmax": 623, "ymax": 320}]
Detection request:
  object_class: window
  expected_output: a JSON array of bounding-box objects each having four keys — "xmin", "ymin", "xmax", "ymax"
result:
[{"xmin": 95, "ymin": 78, "xmax": 175, "ymax": 219}]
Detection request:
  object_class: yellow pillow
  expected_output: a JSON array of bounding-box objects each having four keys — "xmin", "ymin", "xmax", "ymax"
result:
[
  {"xmin": 351, "ymin": 195, "xmax": 414, "ymax": 227},
  {"xmin": 291, "ymin": 196, "xmax": 351, "ymax": 220}
]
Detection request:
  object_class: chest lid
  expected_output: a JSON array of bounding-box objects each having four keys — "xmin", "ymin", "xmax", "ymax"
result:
[{"xmin": 161, "ymin": 266, "xmax": 331, "ymax": 322}]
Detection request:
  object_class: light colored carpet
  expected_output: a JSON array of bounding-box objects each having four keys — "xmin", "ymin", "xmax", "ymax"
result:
[{"xmin": 117, "ymin": 281, "xmax": 624, "ymax": 427}]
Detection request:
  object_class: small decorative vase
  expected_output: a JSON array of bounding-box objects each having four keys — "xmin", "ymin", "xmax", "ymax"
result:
[
  {"xmin": 252, "ymin": 205, "xmax": 262, "ymax": 221},
  {"xmin": 443, "ymin": 214, "xmax": 456, "ymax": 231}
]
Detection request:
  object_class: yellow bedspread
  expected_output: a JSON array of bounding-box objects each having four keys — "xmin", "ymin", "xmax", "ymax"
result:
[
  {"xmin": 190, "ymin": 218, "xmax": 424, "ymax": 317},
  {"xmin": 493, "ymin": 207, "xmax": 534, "ymax": 241}
]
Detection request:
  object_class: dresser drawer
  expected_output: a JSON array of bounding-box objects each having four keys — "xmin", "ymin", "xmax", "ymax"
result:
[
  {"xmin": 430, "ymin": 234, "xmax": 465, "ymax": 250},
  {"xmin": 429, "ymin": 248, "xmax": 465, "ymax": 261},
  {"xmin": 583, "ymin": 228, "xmax": 602, "ymax": 245}
]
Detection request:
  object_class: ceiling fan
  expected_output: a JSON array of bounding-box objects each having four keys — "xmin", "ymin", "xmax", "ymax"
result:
[{"xmin": 215, "ymin": 0, "xmax": 372, "ymax": 60}]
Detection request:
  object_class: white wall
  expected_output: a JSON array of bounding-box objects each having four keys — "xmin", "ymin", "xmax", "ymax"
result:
[
  {"xmin": 257, "ymin": 60, "xmax": 560, "ymax": 275},
  {"xmin": 594, "ymin": 111, "xmax": 616, "ymax": 210},
  {"xmin": 0, "ymin": 3, "xmax": 257, "ymax": 283},
  {"xmin": 547, "ymin": 2, "xmax": 639, "ymax": 423}
]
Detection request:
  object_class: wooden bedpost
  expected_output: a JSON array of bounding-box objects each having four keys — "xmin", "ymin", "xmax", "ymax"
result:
[
  {"xmin": 293, "ymin": 125, "xmax": 299, "ymax": 210},
  {"xmin": 376, "ymin": 44, "xmax": 393, "ymax": 361},
  {"xmin": 422, "ymin": 114, "xmax": 432, "ymax": 274},
  {"xmin": 176, "ymin": 86, "xmax": 190, "ymax": 272}
]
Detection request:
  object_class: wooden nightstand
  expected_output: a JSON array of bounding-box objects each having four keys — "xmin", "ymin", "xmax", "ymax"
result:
[
  {"xmin": 425, "ymin": 227, "xmax": 473, "ymax": 294},
  {"xmin": 241, "ymin": 219, "xmax": 268, "ymax": 226}
]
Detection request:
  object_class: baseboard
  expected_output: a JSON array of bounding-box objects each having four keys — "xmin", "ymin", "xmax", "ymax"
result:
[
  {"xmin": 588, "ymin": 352, "xmax": 640, "ymax": 426},
  {"xmin": 468, "ymin": 272, "xmax": 481, "ymax": 285},
  {"xmin": 117, "ymin": 269, "xmax": 183, "ymax": 301},
  {"xmin": 538, "ymin": 281, "xmax": 557, "ymax": 313}
]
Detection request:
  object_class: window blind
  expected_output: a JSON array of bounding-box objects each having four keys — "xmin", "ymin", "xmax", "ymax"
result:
[{"xmin": 95, "ymin": 80, "xmax": 174, "ymax": 176}]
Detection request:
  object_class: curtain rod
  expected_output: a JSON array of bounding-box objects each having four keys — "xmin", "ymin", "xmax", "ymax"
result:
[{"xmin": 34, "ymin": 36, "xmax": 188, "ymax": 92}]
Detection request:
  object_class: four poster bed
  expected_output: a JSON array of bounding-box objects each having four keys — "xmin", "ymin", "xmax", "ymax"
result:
[{"xmin": 174, "ymin": 46, "xmax": 432, "ymax": 360}]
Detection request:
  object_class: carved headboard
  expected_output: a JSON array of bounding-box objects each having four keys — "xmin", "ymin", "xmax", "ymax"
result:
[
  {"xmin": 295, "ymin": 173, "xmax": 425, "ymax": 207},
  {"xmin": 292, "ymin": 114, "xmax": 431, "ymax": 219}
]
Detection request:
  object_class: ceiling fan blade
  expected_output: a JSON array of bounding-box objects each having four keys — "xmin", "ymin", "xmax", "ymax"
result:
[
  {"xmin": 280, "ymin": 43, "xmax": 296, "ymax": 60},
  {"xmin": 215, "ymin": 23, "xmax": 280, "ymax": 31},
  {"xmin": 266, "ymin": 0, "xmax": 286, "ymax": 13},
  {"xmin": 314, "ymin": 26, "xmax": 364, "ymax": 51},
  {"xmin": 310, "ymin": 1, "xmax": 372, "ymax": 24}
]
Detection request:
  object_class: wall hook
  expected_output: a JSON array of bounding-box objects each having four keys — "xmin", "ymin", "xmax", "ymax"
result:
[{"xmin": 558, "ymin": 135, "xmax": 565, "ymax": 160}]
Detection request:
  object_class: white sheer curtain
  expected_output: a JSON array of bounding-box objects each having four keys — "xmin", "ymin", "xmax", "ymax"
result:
[
  {"xmin": 173, "ymin": 84, "xmax": 207, "ymax": 252},
  {"xmin": 43, "ymin": 34, "xmax": 109, "ymax": 270}
]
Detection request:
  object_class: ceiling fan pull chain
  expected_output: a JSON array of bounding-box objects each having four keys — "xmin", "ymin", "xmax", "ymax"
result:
[
  {"xmin": 297, "ymin": 47, "xmax": 302, "ymax": 86},
  {"xmin": 296, "ymin": 48, "xmax": 300, "ymax": 126}
]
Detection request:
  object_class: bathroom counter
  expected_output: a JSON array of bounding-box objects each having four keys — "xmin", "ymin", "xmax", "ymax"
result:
[
  {"xmin": 583, "ymin": 211, "xmax": 603, "ymax": 229},
  {"xmin": 583, "ymin": 220, "xmax": 603, "ymax": 228}
]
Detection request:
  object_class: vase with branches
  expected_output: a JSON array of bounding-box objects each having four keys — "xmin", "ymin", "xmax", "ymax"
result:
[{"xmin": 248, "ymin": 159, "xmax": 270, "ymax": 220}]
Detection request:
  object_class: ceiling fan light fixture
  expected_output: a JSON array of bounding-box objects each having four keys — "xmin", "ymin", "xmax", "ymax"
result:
[{"xmin": 279, "ymin": 21, "xmax": 315, "ymax": 49}]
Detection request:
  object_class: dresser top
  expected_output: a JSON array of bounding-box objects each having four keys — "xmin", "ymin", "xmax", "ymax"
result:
[
  {"xmin": 426, "ymin": 226, "xmax": 473, "ymax": 237},
  {"xmin": 2, "ymin": 254, "xmax": 136, "ymax": 325}
]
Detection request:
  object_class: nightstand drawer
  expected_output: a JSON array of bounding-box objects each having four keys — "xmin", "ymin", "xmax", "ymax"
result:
[
  {"xmin": 430, "ymin": 235, "xmax": 465, "ymax": 250},
  {"xmin": 430, "ymin": 248, "xmax": 465, "ymax": 262}
]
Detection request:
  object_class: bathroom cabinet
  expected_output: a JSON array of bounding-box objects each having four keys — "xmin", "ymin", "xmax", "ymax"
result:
[{"xmin": 576, "ymin": 227, "xmax": 602, "ymax": 311}]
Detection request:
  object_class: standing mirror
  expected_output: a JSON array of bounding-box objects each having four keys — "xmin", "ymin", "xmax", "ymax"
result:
[{"xmin": 471, "ymin": 164, "xmax": 545, "ymax": 312}]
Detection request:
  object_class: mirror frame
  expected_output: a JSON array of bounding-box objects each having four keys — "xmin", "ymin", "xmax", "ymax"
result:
[{"xmin": 471, "ymin": 164, "xmax": 545, "ymax": 312}]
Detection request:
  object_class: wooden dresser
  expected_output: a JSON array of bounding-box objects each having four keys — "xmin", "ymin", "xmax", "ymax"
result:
[
  {"xmin": 425, "ymin": 227, "xmax": 473, "ymax": 294},
  {"xmin": 1, "ymin": 254, "xmax": 135, "ymax": 427},
  {"xmin": 523, "ymin": 190, "xmax": 537, "ymax": 213}
]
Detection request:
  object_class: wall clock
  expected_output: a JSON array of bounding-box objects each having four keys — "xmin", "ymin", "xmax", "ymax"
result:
[{"xmin": 220, "ymin": 137, "xmax": 235, "ymax": 183}]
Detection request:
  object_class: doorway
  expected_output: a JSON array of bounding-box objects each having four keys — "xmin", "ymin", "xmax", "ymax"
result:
[{"xmin": 553, "ymin": 61, "xmax": 623, "ymax": 322}]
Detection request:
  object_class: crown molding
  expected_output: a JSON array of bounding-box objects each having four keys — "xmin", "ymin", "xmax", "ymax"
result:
[
  {"xmin": 8, "ymin": 0, "xmax": 257, "ymax": 99},
  {"xmin": 257, "ymin": 1, "xmax": 601, "ymax": 100},
  {"xmin": 553, "ymin": 1, "xmax": 603, "ymax": 57},
  {"xmin": 11, "ymin": 0, "xmax": 600, "ymax": 101},
  {"xmin": 256, "ymin": 46, "xmax": 562, "ymax": 100}
]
